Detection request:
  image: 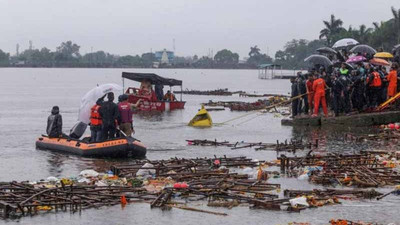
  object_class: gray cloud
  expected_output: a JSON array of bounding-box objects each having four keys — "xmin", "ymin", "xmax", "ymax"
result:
[{"xmin": 0, "ymin": 0, "xmax": 398, "ymax": 58}]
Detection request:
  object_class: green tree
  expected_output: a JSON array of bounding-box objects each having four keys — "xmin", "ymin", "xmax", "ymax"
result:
[
  {"xmin": 247, "ymin": 46, "xmax": 272, "ymax": 67},
  {"xmin": 0, "ymin": 49, "xmax": 10, "ymax": 66},
  {"xmin": 141, "ymin": 52, "xmax": 156, "ymax": 68},
  {"xmin": 319, "ymin": 14, "xmax": 345, "ymax": 46},
  {"xmin": 54, "ymin": 41, "xmax": 81, "ymax": 66},
  {"xmin": 193, "ymin": 56, "xmax": 214, "ymax": 68},
  {"xmin": 249, "ymin": 45, "xmax": 261, "ymax": 57},
  {"xmin": 117, "ymin": 55, "xmax": 142, "ymax": 67},
  {"xmin": 214, "ymin": 49, "xmax": 239, "ymax": 65},
  {"xmin": 391, "ymin": 6, "xmax": 400, "ymax": 43},
  {"xmin": 274, "ymin": 39, "xmax": 325, "ymax": 69}
]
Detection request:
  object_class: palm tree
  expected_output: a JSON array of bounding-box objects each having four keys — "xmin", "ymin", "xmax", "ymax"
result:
[
  {"xmin": 358, "ymin": 24, "xmax": 373, "ymax": 43},
  {"xmin": 391, "ymin": 7, "xmax": 400, "ymax": 42},
  {"xmin": 249, "ymin": 46, "xmax": 261, "ymax": 57},
  {"xmin": 319, "ymin": 14, "xmax": 345, "ymax": 46}
]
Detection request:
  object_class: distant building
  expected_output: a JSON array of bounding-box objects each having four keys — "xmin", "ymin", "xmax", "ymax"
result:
[{"xmin": 155, "ymin": 49, "xmax": 174, "ymax": 64}]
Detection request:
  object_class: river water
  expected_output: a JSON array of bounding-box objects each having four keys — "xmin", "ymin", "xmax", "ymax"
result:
[{"xmin": 0, "ymin": 68, "xmax": 398, "ymax": 224}]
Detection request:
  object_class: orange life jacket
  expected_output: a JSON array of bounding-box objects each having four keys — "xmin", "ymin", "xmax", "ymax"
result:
[
  {"xmin": 90, "ymin": 105, "xmax": 102, "ymax": 126},
  {"xmin": 369, "ymin": 72, "xmax": 382, "ymax": 87}
]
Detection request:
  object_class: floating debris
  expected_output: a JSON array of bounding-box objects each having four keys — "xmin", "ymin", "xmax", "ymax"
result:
[
  {"xmin": 186, "ymin": 138, "xmax": 316, "ymax": 152},
  {"xmin": 174, "ymin": 88, "xmax": 243, "ymax": 96},
  {"xmin": 278, "ymin": 152, "xmax": 400, "ymax": 187}
]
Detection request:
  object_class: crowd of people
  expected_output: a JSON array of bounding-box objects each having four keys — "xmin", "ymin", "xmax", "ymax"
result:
[
  {"xmin": 291, "ymin": 62, "xmax": 400, "ymax": 118},
  {"xmin": 46, "ymin": 92, "xmax": 141, "ymax": 142}
]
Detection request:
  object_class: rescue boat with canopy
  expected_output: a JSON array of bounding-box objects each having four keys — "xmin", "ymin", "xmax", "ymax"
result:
[{"xmin": 122, "ymin": 72, "xmax": 186, "ymax": 112}]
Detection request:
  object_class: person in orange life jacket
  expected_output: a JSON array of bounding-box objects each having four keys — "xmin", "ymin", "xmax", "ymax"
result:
[
  {"xmin": 386, "ymin": 63, "xmax": 398, "ymax": 99},
  {"xmin": 366, "ymin": 67, "xmax": 383, "ymax": 107},
  {"xmin": 312, "ymin": 74, "xmax": 328, "ymax": 117},
  {"xmin": 89, "ymin": 96, "xmax": 105, "ymax": 142},
  {"xmin": 46, "ymin": 106, "xmax": 63, "ymax": 138},
  {"xmin": 99, "ymin": 92, "xmax": 119, "ymax": 140},
  {"xmin": 117, "ymin": 95, "xmax": 142, "ymax": 137},
  {"xmin": 306, "ymin": 74, "xmax": 315, "ymax": 115},
  {"xmin": 163, "ymin": 90, "xmax": 176, "ymax": 102}
]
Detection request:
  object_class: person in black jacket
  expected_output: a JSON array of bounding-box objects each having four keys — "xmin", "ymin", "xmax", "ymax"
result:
[
  {"xmin": 350, "ymin": 70, "xmax": 366, "ymax": 112},
  {"xmin": 99, "ymin": 92, "xmax": 120, "ymax": 140},
  {"xmin": 290, "ymin": 77, "xmax": 299, "ymax": 118},
  {"xmin": 47, "ymin": 106, "xmax": 63, "ymax": 138},
  {"xmin": 331, "ymin": 74, "xmax": 345, "ymax": 117},
  {"xmin": 296, "ymin": 72, "xmax": 308, "ymax": 115}
]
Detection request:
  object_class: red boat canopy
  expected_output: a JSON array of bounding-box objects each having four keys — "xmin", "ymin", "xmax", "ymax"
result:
[{"xmin": 122, "ymin": 72, "xmax": 182, "ymax": 86}]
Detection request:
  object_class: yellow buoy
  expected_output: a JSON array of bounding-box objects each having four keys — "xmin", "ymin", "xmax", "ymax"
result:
[{"xmin": 188, "ymin": 105, "xmax": 212, "ymax": 127}]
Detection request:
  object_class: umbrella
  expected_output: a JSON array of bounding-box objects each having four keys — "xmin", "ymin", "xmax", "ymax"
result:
[
  {"xmin": 304, "ymin": 54, "xmax": 333, "ymax": 68},
  {"xmin": 374, "ymin": 52, "xmax": 394, "ymax": 59},
  {"xmin": 316, "ymin": 47, "xmax": 337, "ymax": 55},
  {"xmin": 332, "ymin": 61, "xmax": 354, "ymax": 70},
  {"xmin": 350, "ymin": 44, "xmax": 377, "ymax": 55},
  {"xmin": 370, "ymin": 58, "xmax": 390, "ymax": 66},
  {"xmin": 346, "ymin": 55, "xmax": 366, "ymax": 64},
  {"xmin": 78, "ymin": 83, "xmax": 123, "ymax": 124},
  {"xmin": 332, "ymin": 38, "xmax": 359, "ymax": 48}
]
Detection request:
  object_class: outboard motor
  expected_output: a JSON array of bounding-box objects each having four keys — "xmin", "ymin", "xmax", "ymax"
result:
[{"xmin": 69, "ymin": 121, "xmax": 87, "ymax": 139}]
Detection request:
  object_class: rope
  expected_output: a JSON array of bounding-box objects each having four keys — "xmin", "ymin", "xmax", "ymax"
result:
[{"xmin": 214, "ymin": 92, "xmax": 309, "ymax": 126}]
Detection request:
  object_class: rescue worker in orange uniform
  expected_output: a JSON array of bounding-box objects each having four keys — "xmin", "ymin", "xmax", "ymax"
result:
[
  {"xmin": 366, "ymin": 67, "xmax": 383, "ymax": 107},
  {"xmin": 306, "ymin": 74, "xmax": 314, "ymax": 115},
  {"xmin": 89, "ymin": 96, "xmax": 105, "ymax": 142},
  {"xmin": 386, "ymin": 63, "xmax": 398, "ymax": 99},
  {"xmin": 312, "ymin": 75, "xmax": 328, "ymax": 117}
]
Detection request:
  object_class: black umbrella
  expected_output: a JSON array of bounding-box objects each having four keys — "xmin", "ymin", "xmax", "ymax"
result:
[
  {"xmin": 332, "ymin": 61, "xmax": 354, "ymax": 70},
  {"xmin": 304, "ymin": 54, "xmax": 333, "ymax": 68},
  {"xmin": 316, "ymin": 47, "xmax": 337, "ymax": 55},
  {"xmin": 350, "ymin": 44, "xmax": 377, "ymax": 55}
]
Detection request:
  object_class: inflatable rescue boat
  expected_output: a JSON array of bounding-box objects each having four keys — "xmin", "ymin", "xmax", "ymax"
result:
[{"xmin": 36, "ymin": 136, "xmax": 147, "ymax": 158}]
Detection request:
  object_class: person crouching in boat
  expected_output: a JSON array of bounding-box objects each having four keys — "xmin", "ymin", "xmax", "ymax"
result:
[
  {"xmin": 163, "ymin": 90, "xmax": 176, "ymax": 102},
  {"xmin": 118, "ymin": 95, "xmax": 142, "ymax": 137},
  {"xmin": 46, "ymin": 106, "xmax": 63, "ymax": 138},
  {"xmin": 99, "ymin": 92, "xmax": 119, "ymax": 140},
  {"xmin": 89, "ymin": 96, "xmax": 105, "ymax": 142}
]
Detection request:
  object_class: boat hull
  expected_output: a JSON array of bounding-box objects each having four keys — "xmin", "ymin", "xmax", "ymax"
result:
[
  {"xmin": 35, "ymin": 137, "xmax": 146, "ymax": 158},
  {"xmin": 126, "ymin": 89, "xmax": 185, "ymax": 112}
]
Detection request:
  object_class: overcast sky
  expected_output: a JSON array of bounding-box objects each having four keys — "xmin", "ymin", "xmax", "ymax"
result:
[{"xmin": 0, "ymin": 0, "xmax": 398, "ymax": 58}]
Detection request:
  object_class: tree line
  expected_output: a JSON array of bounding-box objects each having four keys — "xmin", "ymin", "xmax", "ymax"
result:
[
  {"xmin": 0, "ymin": 6, "xmax": 398, "ymax": 69},
  {"xmin": 0, "ymin": 41, "xmax": 272, "ymax": 69}
]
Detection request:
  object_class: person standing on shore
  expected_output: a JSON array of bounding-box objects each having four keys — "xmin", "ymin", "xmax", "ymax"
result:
[
  {"xmin": 306, "ymin": 74, "xmax": 314, "ymax": 115},
  {"xmin": 386, "ymin": 63, "xmax": 398, "ymax": 99},
  {"xmin": 290, "ymin": 77, "xmax": 299, "ymax": 118},
  {"xmin": 297, "ymin": 72, "xmax": 308, "ymax": 115},
  {"xmin": 312, "ymin": 75, "xmax": 328, "ymax": 117}
]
